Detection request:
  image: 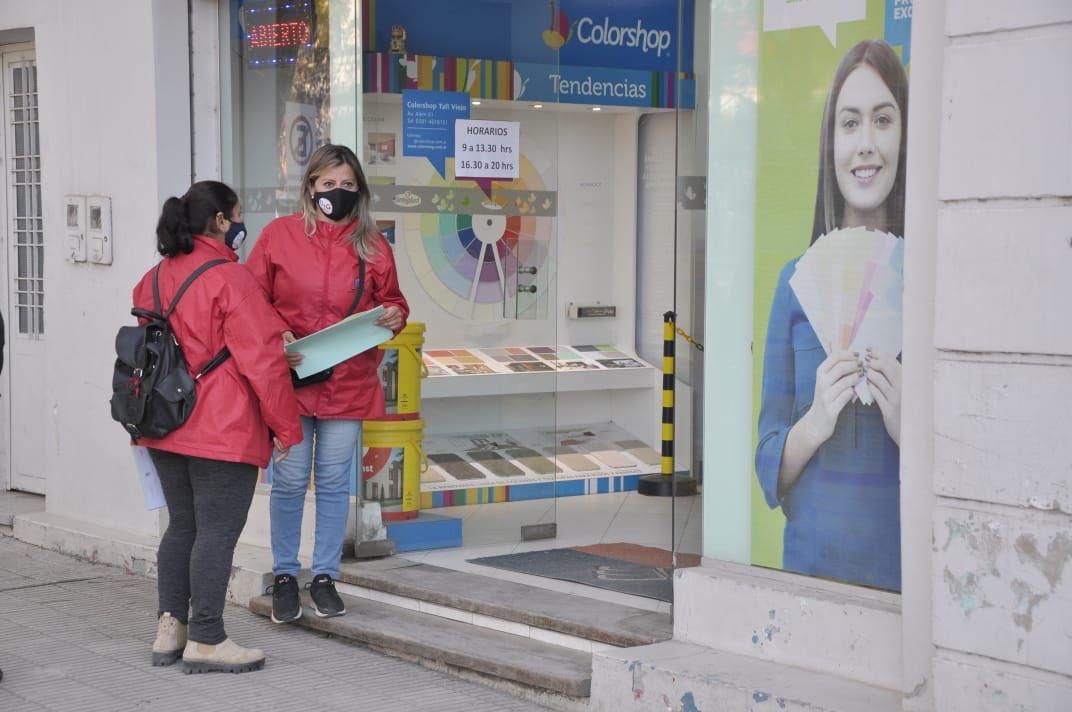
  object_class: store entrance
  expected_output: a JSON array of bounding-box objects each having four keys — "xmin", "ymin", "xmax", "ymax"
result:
[
  {"xmin": 358, "ymin": 0, "xmax": 702, "ymax": 608},
  {"xmin": 220, "ymin": 0, "xmax": 701, "ymax": 608}
]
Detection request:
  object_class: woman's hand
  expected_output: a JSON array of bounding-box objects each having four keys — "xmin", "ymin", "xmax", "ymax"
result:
[
  {"xmin": 376, "ymin": 305, "xmax": 404, "ymax": 333},
  {"xmin": 865, "ymin": 349, "xmax": 902, "ymax": 446},
  {"xmin": 800, "ymin": 348, "xmax": 862, "ymax": 447},
  {"xmin": 776, "ymin": 348, "xmax": 862, "ymax": 495},
  {"xmin": 282, "ymin": 331, "xmax": 303, "ymax": 367},
  {"xmin": 273, "ymin": 437, "xmax": 290, "ymax": 464}
]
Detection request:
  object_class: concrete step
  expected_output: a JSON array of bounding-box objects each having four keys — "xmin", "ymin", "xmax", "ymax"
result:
[
  {"xmin": 0, "ymin": 491, "xmax": 45, "ymax": 527},
  {"xmin": 338, "ymin": 558, "xmax": 672, "ymax": 648},
  {"xmin": 248, "ymin": 590, "xmax": 593, "ymax": 699},
  {"xmin": 590, "ymin": 640, "xmax": 902, "ymax": 712}
]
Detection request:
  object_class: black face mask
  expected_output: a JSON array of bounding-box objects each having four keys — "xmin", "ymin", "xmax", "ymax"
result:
[
  {"xmin": 225, "ymin": 221, "xmax": 247, "ymax": 251},
  {"xmin": 314, "ymin": 187, "xmax": 360, "ymax": 220}
]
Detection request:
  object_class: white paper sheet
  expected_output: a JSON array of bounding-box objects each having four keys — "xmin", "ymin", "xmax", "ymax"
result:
[{"xmin": 132, "ymin": 446, "xmax": 166, "ymax": 511}]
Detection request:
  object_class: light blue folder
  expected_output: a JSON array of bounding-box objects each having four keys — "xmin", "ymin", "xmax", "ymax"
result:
[{"xmin": 286, "ymin": 305, "xmax": 393, "ymax": 379}]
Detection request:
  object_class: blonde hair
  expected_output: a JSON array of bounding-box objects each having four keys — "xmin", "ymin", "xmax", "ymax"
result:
[{"xmin": 299, "ymin": 143, "xmax": 378, "ymax": 260}]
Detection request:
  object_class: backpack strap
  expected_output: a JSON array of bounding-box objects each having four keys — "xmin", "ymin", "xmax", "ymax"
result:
[
  {"xmin": 345, "ymin": 258, "xmax": 366, "ymax": 316},
  {"xmin": 195, "ymin": 347, "xmax": 231, "ymax": 381},
  {"xmin": 159, "ymin": 258, "xmax": 230, "ymax": 318},
  {"xmin": 151, "ymin": 263, "xmax": 164, "ymax": 315},
  {"xmin": 153, "ymin": 258, "xmax": 233, "ymax": 379}
]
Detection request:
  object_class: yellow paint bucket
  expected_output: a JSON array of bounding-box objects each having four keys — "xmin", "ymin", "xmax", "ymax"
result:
[
  {"xmin": 361, "ymin": 418, "xmax": 425, "ymax": 521},
  {"xmin": 377, "ymin": 322, "xmax": 426, "ymax": 420}
]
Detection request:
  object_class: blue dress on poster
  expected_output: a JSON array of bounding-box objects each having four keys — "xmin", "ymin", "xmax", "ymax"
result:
[{"xmin": 756, "ymin": 259, "xmax": 901, "ymax": 591}]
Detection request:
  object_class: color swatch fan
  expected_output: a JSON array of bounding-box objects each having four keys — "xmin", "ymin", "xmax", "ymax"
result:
[{"xmin": 788, "ymin": 227, "xmax": 904, "ymax": 404}]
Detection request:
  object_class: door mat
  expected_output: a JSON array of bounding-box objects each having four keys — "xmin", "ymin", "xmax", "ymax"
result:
[
  {"xmin": 468, "ymin": 544, "xmax": 700, "ymax": 603},
  {"xmin": 572, "ymin": 543, "xmax": 701, "ymax": 569}
]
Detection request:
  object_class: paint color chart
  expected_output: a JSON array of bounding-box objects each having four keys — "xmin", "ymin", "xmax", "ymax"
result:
[
  {"xmin": 423, "ymin": 345, "xmax": 649, "ymax": 376},
  {"xmin": 421, "ymin": 423, "xmax": 661, "ymax": 498}
]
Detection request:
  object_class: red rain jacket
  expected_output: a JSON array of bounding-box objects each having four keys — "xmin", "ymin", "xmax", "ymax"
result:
[
  {"xmin": 132, "ymin": 236, "xmax": 303, "ymax": 467},
  {"xmin": 246, "ymin": 214, "xmax": 410, "ymax": 420}
]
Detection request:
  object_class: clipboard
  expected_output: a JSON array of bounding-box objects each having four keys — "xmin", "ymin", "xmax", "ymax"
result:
[{"xmin": 286, "ymin": 305, "xmax": 394, "ymax": 379}]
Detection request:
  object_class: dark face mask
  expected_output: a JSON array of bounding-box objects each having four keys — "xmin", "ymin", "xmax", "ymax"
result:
[
  {"xmin": 314, "ymin": 187, "xmax": 360, "ymax": 220},
  {"xmin": 225, "ymin": 221, "xmax": 247, "ymax": 251}
]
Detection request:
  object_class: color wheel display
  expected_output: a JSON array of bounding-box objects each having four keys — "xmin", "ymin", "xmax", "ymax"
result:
[{"xmin": 404, "ymin": 155, "xmax": 553, "ymax": 320}]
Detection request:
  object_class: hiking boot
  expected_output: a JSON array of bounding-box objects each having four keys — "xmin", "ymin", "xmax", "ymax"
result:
[
  {"xmin": 267, "ymin": 574, "xmax": 302, "ymax": 624},
  {"xmin": 151, "ymin": 612, "xmax": 188, "ymax": 666},
  {"xmin": 181, "ymin": 638, "xmax": 265, "ymax": 674},
  {"xmin": 307, "ymin": 574, "xmax": 346, "ymax": 618}
]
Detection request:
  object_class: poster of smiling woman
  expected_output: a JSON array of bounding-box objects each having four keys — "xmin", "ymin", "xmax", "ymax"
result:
[{"xmin": 752, "ymin": 0, "xmax": 912, "ymax": 591}]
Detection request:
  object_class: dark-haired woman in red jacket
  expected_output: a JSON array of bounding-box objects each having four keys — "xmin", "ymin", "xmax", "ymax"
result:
[{"xmin": 134, "ymin": 180, "xmax": 302, "ymax": 674}]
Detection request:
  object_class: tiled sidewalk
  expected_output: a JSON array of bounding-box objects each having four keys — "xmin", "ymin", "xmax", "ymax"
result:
[{"xmin": 0, "ymin": 535, "xmax": 546, "ymax": 712}]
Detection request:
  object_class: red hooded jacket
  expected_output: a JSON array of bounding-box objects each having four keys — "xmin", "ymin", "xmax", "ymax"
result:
[
  {"xmin": 246, "ymin": 214, "xmax": 409, "ymax": 420},
  {"xmin": 132, "ymin": 236, "xmax": 303, "ymax": 467}
]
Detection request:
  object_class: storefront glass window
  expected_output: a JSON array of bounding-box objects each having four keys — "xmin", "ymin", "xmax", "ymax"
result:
[
  {"xmin": 219, "ymin": 0, "xmax": 707, "ymax": 598},
  {"xmin": 220, "ymin": 0, "xmax": 360, "ymax": 241},
  {"xmin": 747, "ymin": 1, "xmax": 912, "ymax": 591}
]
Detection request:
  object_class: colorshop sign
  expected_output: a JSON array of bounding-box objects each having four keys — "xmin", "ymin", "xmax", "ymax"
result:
[
  {"xmin": 368, "ymin": 0, "xmax": 694, "ymax": 74},
  {"xmin": 573, "ymin": 16, "xmax": 671, "ymax": 58}
]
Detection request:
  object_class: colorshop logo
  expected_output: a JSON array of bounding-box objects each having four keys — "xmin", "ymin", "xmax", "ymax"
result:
[
  {"xmin": 541, "ymin": 4, "xmax": 572, "ymax": 49},
  {"xmin": 574, "ymin": 16, "xmax": 672, "ymax": 57}
]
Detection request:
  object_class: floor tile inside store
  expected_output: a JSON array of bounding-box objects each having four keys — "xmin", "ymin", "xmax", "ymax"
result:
[{"xmin": 402, "ymin": 492, "xmax": 702, "ymax": 614}]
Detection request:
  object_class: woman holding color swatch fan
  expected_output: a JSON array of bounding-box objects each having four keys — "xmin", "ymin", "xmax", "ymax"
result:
[{"xmin": 755, "ymin": 39, "xmax": 908, "ymax": 591}]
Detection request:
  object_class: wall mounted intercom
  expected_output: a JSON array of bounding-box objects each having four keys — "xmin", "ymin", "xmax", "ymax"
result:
[{"xmin": 64, "ymin": 195, "xmax": 87, "ymax": 263}]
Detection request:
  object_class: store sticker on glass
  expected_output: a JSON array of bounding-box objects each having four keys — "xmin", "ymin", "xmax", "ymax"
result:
[
  {"xmin": 455, "ymin": 119, "xmax": 520, "ymax": 195},
  {"xmin": 362, "ymin": 446, "xmax": 404, "ymax": 510}
]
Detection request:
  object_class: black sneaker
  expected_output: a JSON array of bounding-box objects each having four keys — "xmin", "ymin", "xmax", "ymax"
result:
[
  {"xmin": 267, "ymin": 574, "xmax": 302, "ymax": 624},
  {"xmin": 307, "ymin": 574, "xmax": 346, "ymax": 618}
]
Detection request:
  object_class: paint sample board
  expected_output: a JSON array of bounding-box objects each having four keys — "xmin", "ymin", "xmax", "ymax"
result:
[
  {"xmin": 421, "ymin": 422, "xmax": 660, "ymax": 493},
  {"xmin": 423, "ymin": 344, "xmax": 649, "ymax": 377}
]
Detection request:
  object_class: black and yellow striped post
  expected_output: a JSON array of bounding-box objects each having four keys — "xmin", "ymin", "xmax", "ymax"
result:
[{"xmin": 638, "ymin": 312, "xmax": 697, "ymax": 497}]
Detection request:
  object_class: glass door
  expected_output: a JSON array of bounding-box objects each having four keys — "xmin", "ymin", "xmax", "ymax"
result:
[
  {"xmin": 359, "ymin": 0, "xmax": 562, "ymax": 552},
  {"xmin": 669, "ymin": 0, "xmax": 705, "ymax": 583},
  {"xmin": 218, "ymin": 0, "xmax": 704, "ymax": 573}
]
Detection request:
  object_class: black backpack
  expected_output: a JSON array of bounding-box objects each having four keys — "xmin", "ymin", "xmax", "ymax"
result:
[{"xmin": 110, "ymin": 259, "xmax": 231, "ymax": 441}]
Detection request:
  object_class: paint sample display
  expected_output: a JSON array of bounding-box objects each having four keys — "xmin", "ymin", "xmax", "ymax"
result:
[
  {"xmin": 467, "ymin": 450, "xmax": 524, "ymax": 477},
  {"xmin": 549, "ymin": 360, "xmax": 599, "ymax": 371},
  {"xmin": 555, "ymin": 453, "xmax": 600, "ymax": 471},
  {"xmin": 597, "ymin": 358, "xmax": 646, "ymax": 368},
  {"xmin": 429, "ymin": 453, "xmax": 485, "ymax": 480},
  {"xmin": 420, "ymin": 423, "xmax": 662, "ymax": 494},
  {"xmin": 589, "ymin": 450, "xmax": 637, "ymax": 469},
  {"xmin": 447, "ymin": 363, "xmax": 496, "ymax": 375},
  {"xmin": 420, "ymin": 469, "xmax": 447, "ymax": 483},
  {"xmin": 505, "ymin": 447, "xmax": 560, "ymax": 475},
  {"xmin": 506, "ymin": 361, "xmax": 553, "ymax": 373},
  {"xmin": 616, "ymin": 440, "xmax": 662, "ymax": 466},
  {"xmin": 422, "ymin": 344, "xmax": 652, "ymax": 376}
]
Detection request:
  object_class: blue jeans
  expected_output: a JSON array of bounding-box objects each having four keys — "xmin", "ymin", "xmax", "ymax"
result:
[{"xmin": 270, "ymin": 417, "xmax": 361, "ymax": 579}]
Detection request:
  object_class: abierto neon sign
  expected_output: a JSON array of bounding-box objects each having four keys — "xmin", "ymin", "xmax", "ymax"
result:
[{"xmin": 247, "ymin": 20, "xmax": 311, "ymax": 49}]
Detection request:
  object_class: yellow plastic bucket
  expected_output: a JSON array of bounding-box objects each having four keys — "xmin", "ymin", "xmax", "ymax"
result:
[
  {"xmin": 361, "ymin": 418, "xmax": 425, "ymax": 521},
  {"xmin": 377, "ymin": 322, "xmax": 426, "ymax": 420}
]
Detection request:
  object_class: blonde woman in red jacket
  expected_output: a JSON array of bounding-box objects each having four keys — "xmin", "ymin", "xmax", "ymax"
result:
[
  {"xmin": 134, "ymin": 181, "xmax": 303, "ymax": 673},
  {"xmin": 247, "ymin": 144, "xmax": 409, "ymax": 623}
]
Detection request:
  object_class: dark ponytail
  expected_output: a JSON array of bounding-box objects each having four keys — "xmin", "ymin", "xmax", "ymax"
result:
[{"xmin": 155, "ymin": 180, "xmax": 240, "ymax": 257}]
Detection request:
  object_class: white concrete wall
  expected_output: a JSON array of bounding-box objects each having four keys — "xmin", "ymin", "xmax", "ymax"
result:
[
  {"xmin": 0, "ymin": 0, "xmax": 192, "ymax": 536},
  {"xmin": 930, "ymin": 2, "xmax": 1072, "ymax": 708},
  {"xmin": 899, "ymin": 0, "xmax": 943, "ymax": 707},
  {"xmin": 674, "ymin": 562, "xmax": 902, "ymax": 691}
]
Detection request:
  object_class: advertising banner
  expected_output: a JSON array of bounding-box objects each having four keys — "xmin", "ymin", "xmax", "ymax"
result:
[
  {"xmin": 402, "ymin": 90, "xmax": 470, "ymax": 176},
  {"xmin": 364, "ymin": 0, "xmax": 694, "ymax": 74},
  {"xmin": 752, "ymin": 0, "xmax": 912, "ymax": 592}
]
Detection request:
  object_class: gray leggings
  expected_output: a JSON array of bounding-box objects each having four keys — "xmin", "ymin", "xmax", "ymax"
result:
[{"xmin": 150, "ymin": 449, "xmax": 257, "ymax": 645}]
